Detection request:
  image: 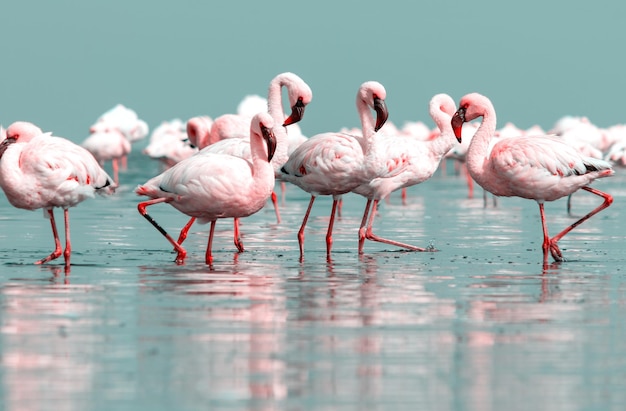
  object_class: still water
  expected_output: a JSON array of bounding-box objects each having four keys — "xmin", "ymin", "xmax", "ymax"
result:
[{"xmin": 0, "ymin": 148, "xmax": 624, "ymax": 411}]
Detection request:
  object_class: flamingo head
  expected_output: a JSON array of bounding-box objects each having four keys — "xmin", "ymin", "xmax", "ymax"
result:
[
  {"xmin": 261, "ymin": 122, "xmax": 277, "ymax": 162},
  {"xmin": 283, "ymin": 97, "xmax": 306, "ymax": 126},
  {"xmin": 451, "ymin": 107, "xmax": 466, "ymax": 143},
  {"xmin": 373, "ymin": 96, "xmax": 389, "ymax": 132}
]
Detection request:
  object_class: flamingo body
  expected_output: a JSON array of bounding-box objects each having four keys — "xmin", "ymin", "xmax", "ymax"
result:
[
  {"xmin": 0, "ymin": 121, "xmax": 116, "ymax": 268},
  {"xmin": 136, "ymin": 112, "xmax": 278, "ymax": 264},
  {"xmin": 451, "ymin": 93, "xmax": 614, "ymax": 263},
  {"xmin": 280, "ymin": 81, "xmax": 389, "ymax": 258}
]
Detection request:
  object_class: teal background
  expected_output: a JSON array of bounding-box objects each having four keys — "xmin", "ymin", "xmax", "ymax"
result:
[{"xmin": 2, "ymin": 0, "xmax": 625, "ymax": 140}]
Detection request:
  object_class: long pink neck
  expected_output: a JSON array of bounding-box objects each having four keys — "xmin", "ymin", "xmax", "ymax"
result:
[
  {"xmin": 429, "ymin": 110, "xmax": 457, "ymax": 160},
  {"xmin": 466, "ymin": 107, "xmax": 497, "ymax": 187},
  {"xmin": 267, "ymin": 76, "xmax": 291, "ymax": 171},
  {"xmin": 356, "ymin": 98, "xmax": 376, "ymax": 153}
]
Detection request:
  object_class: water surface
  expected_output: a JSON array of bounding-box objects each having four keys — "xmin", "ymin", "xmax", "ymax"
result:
[{"xmin": 0, "ymin": 150, "xmax": 624, "ymax": 411}]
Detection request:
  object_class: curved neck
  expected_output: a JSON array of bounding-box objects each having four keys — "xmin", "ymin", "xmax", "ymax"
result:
[
  {"xmin": 466, "ymin": 108, "xmax": 497, "ymax": 181},
  {"xmin": 356, "ymin": 98, "xmax": 376, "ymax": 152},
  {"xmin": 429, "ymin": 110, "xmax": 457, "ymax": 159},
  {"xmin": 267, "ymin": 77, "xmax": 290, "ymax": 169}
]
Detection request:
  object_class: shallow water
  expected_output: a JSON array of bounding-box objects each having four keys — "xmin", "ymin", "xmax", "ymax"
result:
[{"xmin": 0, "ymin": 150, "xmax": 625, "ymax": 411}]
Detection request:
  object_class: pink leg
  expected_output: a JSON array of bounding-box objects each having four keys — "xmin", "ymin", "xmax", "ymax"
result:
[
  {"xmin": 137, "ymin": 198, "xmax": 187, "ymax": 264},
  {"xmin": 358, "ymin": 199, "xmax": 373, "ymax": 254},
  {"xmin": 548, "ymin": 187, "xmax": 613, "ymax": 261},
  {"xmin": 206, "ymin": 221, "xmax": 216, "ymax": 265},
  {"xmin": 121, "ymin": 155, "xmax": 128, "ymax": 170},
  {"xmin": 364, "ymin": 200, "xmax": 430, "ymax": 252},
  {"xmin": 298, "ymin": 196, "xmax": 316, "ymax": 259},
  {"xmin": 176, "ymin": 217, "xmax": 196, "ymax": 245},
  {"xmin": 36, "ymin": 209, "xmax": 63, "ymax": 265},
  {"xmin": 325, "ymin": 198, "xmax": 341, "ymax": 257},
  {"xmin": 280, "ymin": 182, "xmax": 287, "ymax": 203},
  {"xmin": 337, "ymin": 197, "xmax": 343, "ymax": 219},
  {"xmin": 538, "ymin": 203, "xmax": 556, "ymax": 264},
  {"xmin": 63, "ymin": 209, "xmax": 71, "ymax": 268},
  {"xmin": 112, "ymin": 158, "xmax": 120, "ymax": 185},
  {"xmin": 233, "ymin": 218, "xmax": 244, "ymax": 252},
  {"xmin": 466, "ymin": 168, "xmax": 474, "ymax": 199},
  {"xmin": 401, "ymin": 188, "xmax": 407, "ymax": 205},
  {"xmin": 271, "ymin": 191, "xmax": 281, "ymax": 224}
]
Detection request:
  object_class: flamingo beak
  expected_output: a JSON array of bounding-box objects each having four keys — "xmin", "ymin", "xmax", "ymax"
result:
[
  {"xmin": 451, "ymin": 108, "xmax": 466, "ymax": 142},
  {"xmin": 373, "ymin": 97, "xmax": 389, "ymax": 132},
  {"xmin": 283, "ymin": 98, "xmax": 306, "ymax": 126},
  {"xmin": 0, "ymin": 136, "xmax": 17, "ymax": 158},
  {"xmin": 262, "ymin": 125, "xmax": 277, "ymax": 162}
]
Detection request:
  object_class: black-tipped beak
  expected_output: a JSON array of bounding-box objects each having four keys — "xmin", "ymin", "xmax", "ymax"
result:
[
  {"xmin": 262, "ymin": 125, "xmax": 277, "ymax": 162},
  {"xmin": 0, "ymin": 136, "xmax": 17, "ymax": 159},
  {"xmin": 373, "ymin": 97, "xmax": 389, "ymax": 132},
  {"xmin": 451, "ymin": 108, "xmax": 466, "ymax": 142},
  {"xmin": 283, "ymin": 98, "xmax": 306, "ymax": 126}
]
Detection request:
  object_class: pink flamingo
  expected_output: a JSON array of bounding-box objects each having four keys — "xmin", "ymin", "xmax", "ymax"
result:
[
  {"xmin": 280, "ymin": 81, "xmax": 389, "ymax": 259},
  {"xmin": 0, "ymin": 121, "xmax": 116, "ymax": 269},
  {"xmin": 143, "ymin": 119, "xmax": 198, "ymax": 169},
  {"xmin": 174, "ymin": 72, "xmax": 312, "ymax": 248},
  {"xmin": 451, "ymin": 93, "xmax": 614, "ymax": 263},
  {"xmin": 81, "ymin": 125, "xmax": 131, "ymax": 184},
  {"xmin": 136, "ymin": 112, "xmax": 277, "ymax": 265},
  {"xmin": 185, "ymin": 116, "xmax": 214, "ymax": 150},
  {"xmin": 353, "ymin": 93, "xmax": 458, "ymax": 254}
]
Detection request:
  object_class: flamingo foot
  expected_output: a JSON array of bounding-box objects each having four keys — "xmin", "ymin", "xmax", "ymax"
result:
[
  {"xmin": 549, "ymin": 240, "xmax": 565, "ymax": 262},
  {"xmin": 175, "ymin": 249, "xmax": 187, "ymax": 265},
  {"xmin": 35, "ymin": 248, "xmax": 63, "ymax": 265},
  {"xmin": 235, "ymin": 239, "xmax": 245, "ymax": 253},
  {"xmin": 365, "ymin": 231, "xmax": 436, "ymax": 252}
]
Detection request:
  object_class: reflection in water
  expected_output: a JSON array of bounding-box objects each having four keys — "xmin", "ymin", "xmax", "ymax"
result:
[
  {"xmin": 0, "ymin": 161, "xmax": 624, "ymax": 410},
  {"xmin": 0, "ymin": 275, "xmax": 97, "ymax": 411}
]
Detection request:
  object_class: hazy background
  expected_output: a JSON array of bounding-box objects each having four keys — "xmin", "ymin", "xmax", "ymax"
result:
[{"xmin": 2, "ymin": 0, "xmax": 624, "ymax": 143}]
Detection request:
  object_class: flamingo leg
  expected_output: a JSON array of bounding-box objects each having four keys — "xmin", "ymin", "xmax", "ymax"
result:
[
  {"xmin": 297, "ymin": 196, "xmax": 316, "ymax": 258},
  {"xmin": 63, "ymin": 209, "xmax": 71, "ymax": 268},
  {"xmin": 205, "ymin": 221, "xmax": 216, "ymax": 265},
  {"xmin": 401, "ymin": 188, "xmax": 407, "ymax": 205},
  {"xmin": 112, "ymin": 158, "xmax": 120, "ymax": 185},
  {"xmin": 364, "ymin": 200, "xmax": 429, "ymax": 252},
  {"xmin": 325, "ymin": 198, "xmax": 340, "ymax": 257},
  {"xmin": 137, "ymin": 198, "xmax": 187, "ymax": 264},
  {"xmin": 233, "ymin": 218, "xmax": 244, "ymax": 252},
  {"xmin": 358, "ymin": 199, "xmax": 373, "ymax": 254},
  {"xmin": 538, "ymin": 203, "xmax": 558, "ymax": 264},
  {"xmin": 280, "ymin": 181, "xmax": 287, "ymax": 204},
  {"xmin": 548, "ymin": 187, "xmax": 613, "ymax": 261},
  {"xmin": 337, "ymin": 197, "xmax": 343, "ymax": 218},
  {"xmin": 176, "ymin": 217, "xmax": 196, "ymax": 245},
  {"xmin": 566, "ymin": 193, "xmax": 574, "ymax": 216},
  {"xmin": 36, "ymin": 209, "xmax": 63, "ymax": 265},
  {"xmin": 121, "ymin": 155, "xmax": 128, "ymax": 170},
  {"xmin": 271, "ymin": 191, "xmax": 281, "ymax": 223}
]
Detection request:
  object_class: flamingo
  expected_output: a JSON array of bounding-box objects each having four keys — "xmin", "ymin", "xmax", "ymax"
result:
[
  {"xmin": 86, "ymin": 104, "xmax": 149, "ymax": 179},
  {"xmin": 174, "ymin": 71, "xmax": 312, "ymax": 247},
  {"xmin": 81, "ymin": 125, "xmax": 131, "ymax": 184},
  {"xmin": 185, "ymin": 116, "xmax": 214, "ymax": 150},
  {"xmin": 353, "ymin": 93, "xmax": 459, "ymax": 254},
  {"xmin": 0, "ymin": 121, "xmax": 116, "ymax": 269},
  {"xmin": 280, "ymin": 81, "xmax": 389, "ymax": 259},
  {"xmin": 143, "ymin": 119, "xmax": 198, "ymax": 169},
  {"xmin": 451, "ymin": 93, "xmax": 614, "ymax": 264},
  {"xmin": 136, "ymin": 112, "xmax": 277, "ymax": 265}
]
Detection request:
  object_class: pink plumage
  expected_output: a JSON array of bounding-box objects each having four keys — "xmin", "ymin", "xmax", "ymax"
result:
[
  {"xmin": 451, "ymin": 92, "xmax": 614, "ymax": 263},
  {"xmin": 0, "ymin": 121, "xmax": 116, "ymax": 269},
  {"xmin": 280, "ymin": 81, "xmax": 389, "ymax": 259},
  {"xmin": 136, "ymin": 112, "xmax": 278, "ymax": 265},
  {"xmin": 352, "ymin": 93, "xmax": 459, "ymax": 253}
]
